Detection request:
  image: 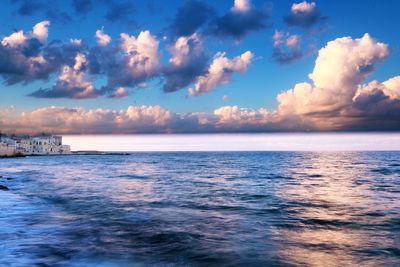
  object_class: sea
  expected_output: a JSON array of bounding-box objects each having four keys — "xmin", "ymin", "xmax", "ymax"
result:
[{"xmin": 1, "ymin": 152, "xmax": 400, "ymax": 266}]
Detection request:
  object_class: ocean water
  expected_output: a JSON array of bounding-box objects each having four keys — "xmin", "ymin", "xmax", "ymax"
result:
[{"xmin": 0, "ymin": 152, "xmax": 400, "ymax": 266}]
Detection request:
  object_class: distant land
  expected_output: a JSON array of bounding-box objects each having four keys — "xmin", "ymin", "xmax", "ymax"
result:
[{"xmin": 0, "ymin": 135, "xmax": 130, "ymax": 157}]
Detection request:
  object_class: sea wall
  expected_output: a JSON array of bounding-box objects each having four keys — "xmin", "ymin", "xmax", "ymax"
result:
[{"xmin": 0, "ymin": 143, "xmax": 16, "ymax": 156}]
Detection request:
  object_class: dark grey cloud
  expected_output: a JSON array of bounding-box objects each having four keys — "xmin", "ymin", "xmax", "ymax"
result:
[
  {"xmin": 162, "ymin": 59, "xmax": 208, "ymax": 93},
  {"xmin": 104, "ymin": 57, "xmax": 159, "ymax": 90},
  {"xmin": 21, "ymin": 38, "xmax": 42, "ymax": 57},
  {"xmin": 10, "ymin": 0, "xmax": 136, "ymax": 24},
  {"xmin": 344, "ymin": 87, "xmax": 400, "ymax": 131},
  {"xmin": 10, "ymin": 0, "xmax": 71, "ymax": 23},
  {"xmin": 0, "ymin": 39, "xmax": 57, "ymax": 85},
  {"xmin": 162, "ymin": 36, "xmax": 209, "ymax": 93},
  {"xmin": 44, "ymin": 5, "xmax": 71, "ymax": 23},
  {"xmin": 168, "ymin": 0, "xmax": 270, "ymax": 41},
  {"xmin": 72, "ymin": 0, "xmax": 92, "ymax": 15},
  {"xmin": 272, "ymin": 47, "xmax": 303, "ymax": 64},
  {"xmin": 29, "ymin": 84, "xmax": 99, "ymax": 99},
  {"xmin": 105, "ymin": 1, "xmax": 135, "ymax": 23},
  {"xmin": 27, "ymin": 32, "xmax": 161, "ymax": 100},
  {"xmin": 210, "ymin": 5, "xmax": 271, "ymax": 40},
  {"xmin": 11, "ymin": 0, "xmax": 43, "ymax": 16},
  {"xmin": 28, "ymin": 49, "xmax": 101, "ymax": 99},
  {"xmin": 0, "ymin": 13, "xmax": 254, "ymax": 100},
  {"xmin": 271, "ymin": 31, "xmax": 305, "ymax": 64},
  {"xmin": 284, "ymin": 3, "xmax": 326, "ymax": 29},
  {"xmin": 86, "ymin": 45, "xmax": 118, "ymax": 75},
  {"xmin": 28, "ymin": 44, "xmax": 131, "ymax": 99},
  {"xmin": 274, "ymin": 2, "xmax": 327, "ymax": 65},
  {"xmin": 29, "ymin": 81, "xmax": 125, "ymax": 100},
  {"xmin": 169, "ymin": 0, "xmax": 215, "ymax": 37},
  {"xmin": 0, "ymin": 21, "xmax": 87, "ymax": 88},
  {"xmin": 353, "ymin": 88, "xmax": 400, "ymax": 118}
]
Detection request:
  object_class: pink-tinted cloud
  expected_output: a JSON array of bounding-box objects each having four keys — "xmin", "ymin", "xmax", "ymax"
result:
[
  {"xmin": 95, "ymin": 28, "xmax": 111, "ymax": 46},
  {"xmin": 30, "ymin": 53, "xmax": 99, "ymax": 99},
  {"xmin": 188, "ymin": 51, "xmax": 253, "ymax": 96},
  {"xmin": 284, "ymin": 1, "xmax": 326, "ymax": 29},
  {"xmin": 0, "ymin": 105, "xmax": 174, "ymax": 135},
  {"xmin": 2, "ymin": 34, "xmax": 400, "ymax": 134},
  {"xmin": 1, "ymin": 21, "xmax": 256, "ymax": 99},
  {"xmin": 162, "ymin": 33, "xmax": 208, "ymax": 93}
]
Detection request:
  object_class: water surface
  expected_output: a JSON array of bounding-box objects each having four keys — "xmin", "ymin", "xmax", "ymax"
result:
[{"xmin": 1, "ymin": 152, "xmax": 400, "ymax": 266}]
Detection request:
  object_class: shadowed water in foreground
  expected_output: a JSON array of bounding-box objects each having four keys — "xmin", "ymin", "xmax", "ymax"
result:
[{"xmin": 1, "ymin": 152, "xmax": 400, "ymax": 266}]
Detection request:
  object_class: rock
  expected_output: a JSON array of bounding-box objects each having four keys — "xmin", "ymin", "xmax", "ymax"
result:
[
  {"xmin": 6, "ymin": 178, "xmax": 12, "ymax": 180},
  {"xmin": 0, "ymin": 185, "xmax": 9, "ymax": 190}
]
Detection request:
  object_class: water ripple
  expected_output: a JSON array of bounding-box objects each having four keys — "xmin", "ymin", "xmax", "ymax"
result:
[{"xmin": 0, "ymin": 151, "xmax": 399, "ymax": 266}]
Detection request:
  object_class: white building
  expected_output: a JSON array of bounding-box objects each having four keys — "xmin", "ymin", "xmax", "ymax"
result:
[
  {"xmin": 16, "ymin": 135, "xmax": 71, "ymax": 155},
  {"xmin": 0, "ymin": 138, "xmax": 17, "ymax": 156}
]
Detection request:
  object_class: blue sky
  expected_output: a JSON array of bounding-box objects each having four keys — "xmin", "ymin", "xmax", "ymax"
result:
[{"xmin": 1, "ymin": 0, "xmax": 400, "ymax": 134}]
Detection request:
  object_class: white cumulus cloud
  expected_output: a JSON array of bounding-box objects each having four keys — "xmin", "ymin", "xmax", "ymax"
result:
[
  {"xmin": 291, "ymin": 1, "xmax": 316, "ymax": 13},
  {"xmin": 188, "ymin": 51, "xmax": 253, "ymax": 96},
  {"xmin": 233, "ymin": 0, "xmax": 251, "ymax": 12},
  {"xmin": 95, "ymin": 28, "xmax": 111, "ymax": 46}
]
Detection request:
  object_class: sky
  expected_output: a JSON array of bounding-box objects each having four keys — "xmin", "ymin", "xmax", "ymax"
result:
[{"xmin": 1, "ymin": 0, "xmax": 400, "ymax": 134}]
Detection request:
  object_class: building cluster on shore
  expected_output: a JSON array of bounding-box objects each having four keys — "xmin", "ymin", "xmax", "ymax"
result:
[{"xmin": 0, "ymin": 135, "xmax": 71, "ymax": 156}]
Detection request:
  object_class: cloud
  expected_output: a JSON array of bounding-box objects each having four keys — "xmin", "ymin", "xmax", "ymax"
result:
[
  {"xmin": 109, "ymin": 87, "xmax": 128, "ymax": 99},
  {"xmin": 10, "ymin": 0, "xmax": 44, "ymax": 16},
  {"xmin": 188, "ymin": 51, "xmax": 253, "ymax": 96},
  {"xmin": 105, "ymin": 30, "xmax": 160, "ymax": 89},
  {"xmin": 95, "ymin": 28, "xmax": 111, "ymax": 46},
  {"xmin": 3, "ymin": 21, "xmax": 252, "ymax": 99},
  {"xmin": 120, "ymin": 31, "xmax": 160, "ymax": 78},
  {"xmin": 214, "ymin": 105, "xmax": 270, "ymax": 125},
  {"xmin": 277, "ymin": 1, "xmax": 326, "ymax": 64},
  {"xmin": 0, "ymin": 104, "xmax": 306, "ymax": 134},
  {"xmin": 10, "ymin": 0, "xmax": 71, "ymax": 23},
  {"xmin": 0, "ymin": 105, "xmax": 175, "ymax": 135},
  {"xmin": 72, "ymin": 0, "xmax": 92, "ymax": 15},
  {"xmin": 276, "ymin": 33, "xmax": 394, "ymax": 130},
  {"xmin": 0, "ymin": 21, "xmax": 61, "ymax": 85},
  {"xmin": 32, "ymin": 21, "xmax": 50, "ymax": 43},
  {"xmin": 284, "ymin": 1, "xmax": 326, "ymax": 29},
  {"xmin": 162, "ymin": 33, "xmax": 208, "ymax": 93},
  {"xmin": 1, "ymin": 30, "xmax": 27, "ymax": 48},
  {"xmin": 286, "ymin": 34, "xmax": 301, "ymax": 47},
  {"xmin": 272, "ymin": 30, "xmax": 304, "ymax": 64},
  {"xmin": 10, "ymin": 0, "xmax": 137, "ymax": 24},
  {"xmin": 169, "ymin": 0, "xmax": 215, "ymax": 38},
  {"xmin": 211, "ymin": 0, "xmax": 270, "ymax": 40},
  {"xmin": 233, "ymin": 0, "xmax": 251, "ymax": 12},
  {"xmin": 105, "ymin": 1, "xmax": 135, "ymax": 23},
  {"xmin": 352, "ymin": 77, "xmax": 400, "ymax": 122},
  {"xmin": 0, "ymin": 104, "xmax": 281, "ymax": 134},
  {"xmin": 80, "ymin": 30, "xmax": 161, "ymax": 97},
  {"xmin": 29, "ymin": 53, "xmax": 100, "ymax": 99},
  {"xmin": 1, "ymin": 20, "xmax": 49, "ymax": 47},
  {"xmin": 3, "ymin": 33, "xmax": 400, "ymax": 133}
]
